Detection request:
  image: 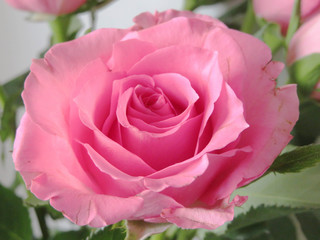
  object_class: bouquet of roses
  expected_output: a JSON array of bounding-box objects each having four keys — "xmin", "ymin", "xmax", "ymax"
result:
[{"xmin": 1, "ymin": 0, "xmax": 320, "ymax": 239}]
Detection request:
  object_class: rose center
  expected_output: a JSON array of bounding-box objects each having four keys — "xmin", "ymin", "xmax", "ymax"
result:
[{"xmin": 134, "ymin": 85, "xmax": 176, "ymax": 116}]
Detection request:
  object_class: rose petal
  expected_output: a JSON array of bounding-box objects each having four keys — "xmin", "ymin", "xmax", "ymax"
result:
[
  {"xmin": 23, "ymin": 29, "xmax": 128, "ymax": 137},
  {"xmin": 161, "ymin": 195, "xmax": 247, "ymax": 230},
  {"xmin": 132, "ymin": 9, "xmax": 226, "ymax": 30},
  {"xmin": 108, "ymin": 39, "xmax": 157, "ymax": 72}
]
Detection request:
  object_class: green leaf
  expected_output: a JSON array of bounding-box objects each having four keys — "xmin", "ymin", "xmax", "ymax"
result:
[
  {"xmin": 266, "ymin": 216, "xmax": 297, "ymax": 240},
  {"xmin": 204, "ymin": 232, "xmax": 230, "ymax": 240},
  {"xmin": 296, "ymin": 211, "xmax": 320, "ymax": 240},
  {"xmin": 289, "ymin": 53, "xmax": 320, "ymax": 98},
  {"xmin": 0, "ymin": 184, "xmax": 32, "ymax": 240},
  {"xmin": 285, "ymin": 0, "xmax": 301, "ymax": 46},
  {"xmin": 227, "ymin": 205, "xmax": 305, "ymax": 232},
  {"xmin": 234, "ymin": 163, "xmax": 320, "ymax": 210},
  {"xmin": 267, "ymin": 144, "xmax": 320, "ymax": 174},
  {"xmin": 292, "ymin": 100, "xmax": 320, "ymax": 145},
  {"xmin": 51, "ymin": 228, "xmax": 90, "ymax": 240},
  {"xmin": 0, "ymin": 71, "xmax": 28, "ymax": 141},
  {"xmin": 88, "ymin": 225, "xmax": 126, "ymax": 240},
  {"xmin": 226, "ymin": 222, "xmax": 272, "ymax": 240}
]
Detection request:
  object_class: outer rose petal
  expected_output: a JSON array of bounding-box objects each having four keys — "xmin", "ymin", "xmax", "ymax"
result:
[
  {"xmin": 161, "ymin": 195, "xmax": 247, "ymax": 229},
  {"xmin": 5, "ymin": 0, "xmax": 86, "ymax": 15},
  {"xmin": 132, "ymin": 9, "xmax": 226, "ymax": 30},
  {"xmin": 253, "ymin": 0, "xmax": 320, "ymax": 33},
  {"xmin": 13, "ymin": 115, "xmax": 144, "ymax": 227},
  {"xmin": 23, "ymin": 28, "xmax": 128, "ymax": 137}
]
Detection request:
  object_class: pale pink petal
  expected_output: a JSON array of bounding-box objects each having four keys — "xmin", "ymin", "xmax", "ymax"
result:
[
  {"xmin": 5, "ymin": 0, "xmax": 86, "ymax": 15},
  {"xmin": 31, "ymin": 174, "xmax": 143, "ymax": 227},
  {"xmin": 132, "ymin": 190, "xmax": 183, "ymax": 219},
  {"xmin": 108, "ymin": 39, "xmax": 157, "ymax": 72},
  {"xmin": 161, "ymin": 195, "xmax": 247, "ymax": 230},
  {"xmin": 198, "ymin": 82, "xmax": 248, "ymax": 153},
  {"xmin": 13, "ymin": 114, "xmax": 144, "ymax": 227},
  {"xmin": 132, "ymin": 9, "xmax": 226, "ymax": 30},
  {"xmin": 288, "ymin": 13, "xmax": 320, "ymax": 64},
  {"xmin": 144, "ymin": 154, "xmax": 209, "ymax": 192},
  {"xmin": 125, "ymin": 17, "xmax": 218, "ymax": 49},
  {"xmin": 23, "ymin": 29, "xmax": 128, "ymax": 137},
  {"xmin": 253, "ymin": 0, "xmax": 320, "ymax": 33},
  {"xmin": 120, "ymin": 114, "xmax": 202, "ymax": 170}
]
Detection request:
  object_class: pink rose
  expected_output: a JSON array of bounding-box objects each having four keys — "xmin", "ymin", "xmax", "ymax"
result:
[
  {"xmin": 288, "ymin": 14, "xmax": 320, "ymax": 100},
  {"xmin": 5, "ymin": 0, "xmax": 86, "ymax": 15},
  {"xmin": 253, "ymin": 0, "xmax": 320, "ymax": 33},
  {"xmin": 13, "ymin": 10, "xmax": 299, "ymax": 229}
]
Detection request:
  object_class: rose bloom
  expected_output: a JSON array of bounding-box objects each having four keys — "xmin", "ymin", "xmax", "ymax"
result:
[
  {"xmin": 14, "ymin": 10, "xmax": 299, "ymax": 229},
  {"xmin": 288, "ymin": 14, "xmax": 320, "ymax": 100},
  {"xmin": 253, "ymin": 0, "xmax": 320, "ymax": 33},
  {"xmin": 5, "ymin": 0, "xmax": 86, "ymax": 15}
]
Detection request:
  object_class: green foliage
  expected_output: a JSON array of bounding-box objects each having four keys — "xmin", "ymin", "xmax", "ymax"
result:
[
  {"xmin": 296, "ymin": 211, "xmax": 320, "ymax": 240},
  {"xmin": 234, "ymin": 163, "xmax": 320, "ymax": 210},
  {"xmin": 0, "ymin": 71, "xmax": 28, "ymax": 141},
  {"xmin": 24, "ymin": 191, "xmax": 64, "ymax": 220},
  {"xmin": 267, "ymin": 144, "xmax": 320, "ymax": 174},
  {"xmin": 0, "ymin": 184, "xmax": 32, "ymax": 240},
  {"xmin": 227, "ymin": 205, "xmax": 304, "ymax": 232},
  {"xmin": 51, "ymin": 228, "xmax": 90, "ymax": 240},
  {"xmin": 219, "ymin": 1, "xmax": 248, "ymax": 30},
  {"xmin": 292, "ymin": 100, "xmax": 320, "ymax": 145},
  {"xmin": 184, "ymin": 0, "xmax": 224, "ymax": 11},
  {"xmin": 87, "ymin": 224, "xmax": 127, "ymax": 240},
  {"xmin": 289, "ymin": 54, "xmax": 320, "ymax": 98}
]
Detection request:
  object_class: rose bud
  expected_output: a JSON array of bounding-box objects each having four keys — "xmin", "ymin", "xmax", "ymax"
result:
[
  {"xmin": 288, "ymin": 14, "xmax": 320, "ymax": 100},
  {"xmin": 5, "ymin": 0, "xmax": 86, "ymax": 15},
  {"xmin": 253, "ymin": 0, "xmax": 320, "ymax": 34}
]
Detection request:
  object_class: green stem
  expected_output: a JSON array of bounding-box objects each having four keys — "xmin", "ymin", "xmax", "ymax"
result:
[
  {"xmin": 35, "ymin": 207, "xmax": 49, "ymax": 240},
  {"xmin": 49, "ymin": 15, "xmax": 71, "ymax": 44}
]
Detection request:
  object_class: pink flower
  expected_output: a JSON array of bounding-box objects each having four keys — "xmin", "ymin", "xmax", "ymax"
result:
[
  {"xmin": 5, "ymin": 0, "xmax": 86, "ymax": 15},
  {"xmin": 253, "ymin": 0, "xmax": 320, "ymax": 33},
  {"xmin": 13, "ymin": 10, "xmax": 299, "ymax": 229},
  {"xmin": 288, "ymin": 14, "xmax": 320, "ymax": 100}
]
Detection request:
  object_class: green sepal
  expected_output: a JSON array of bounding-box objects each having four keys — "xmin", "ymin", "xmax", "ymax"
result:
[
  {"xmin": 289, "ymin": 53, "xmax": 320, "ymax": 98},
  {"xmin": 87, "ymin": 223, "xmax": 127, "ymax": 240}
]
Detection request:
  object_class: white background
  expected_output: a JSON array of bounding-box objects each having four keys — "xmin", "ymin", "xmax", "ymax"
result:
[{"xmin": 0, "ymin": 0, "xmax": 186, "ymax": 83}]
